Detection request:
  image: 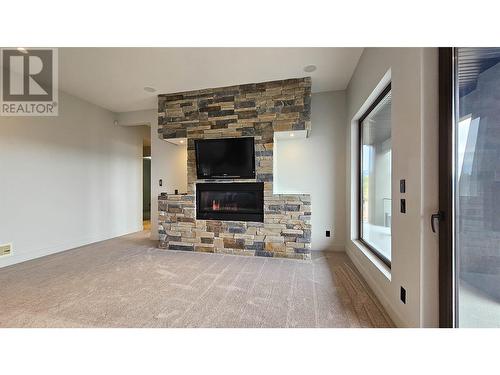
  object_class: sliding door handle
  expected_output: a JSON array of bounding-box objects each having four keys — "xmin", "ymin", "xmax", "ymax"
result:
[{"xmin": 431, "ymin": 210, "xmax": 445, "ymax": 233}]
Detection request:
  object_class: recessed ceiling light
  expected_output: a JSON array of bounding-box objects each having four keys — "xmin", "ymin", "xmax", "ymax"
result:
[
  {"xmin": 143, "ymin": 86, "xmax": 157, "ymax": 93},
  {"xmin": 303, "ymin": 64, "xmax": 317, "ymax": 73},
  {"xmin": 290, "ymin": 133, "xmax": 295, "ymax": 137},
  {"xmin": 17, "ymin": 47, "xmax": 28, "ymax": 54},
  {"xmin": 179, "ymin": 139, "xmax": 185, "ymax": 144}
]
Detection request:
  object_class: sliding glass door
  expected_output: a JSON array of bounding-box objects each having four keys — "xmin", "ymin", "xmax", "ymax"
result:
[{"xmin": 441, "ymin": 48, "xmax": 500, "ymax": 327}]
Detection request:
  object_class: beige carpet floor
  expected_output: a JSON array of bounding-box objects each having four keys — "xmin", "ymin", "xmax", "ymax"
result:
[{"xmin": 0, "ymin": 231, "xmax": 393, "ymax": 328}]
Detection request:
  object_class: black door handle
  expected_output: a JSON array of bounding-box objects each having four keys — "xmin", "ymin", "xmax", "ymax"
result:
[{"xmin": 431, "ymin": 211, "xmax": 444, "ymax": 233}]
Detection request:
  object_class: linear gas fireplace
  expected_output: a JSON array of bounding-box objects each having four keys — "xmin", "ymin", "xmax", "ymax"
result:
[{"xmin": 196, "ymin": 182, "xmax": 264, "ymax": 222}]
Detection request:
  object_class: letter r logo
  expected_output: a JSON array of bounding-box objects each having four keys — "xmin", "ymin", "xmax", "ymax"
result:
[{"xmin": 2, "ymin": 49, "xmax": 53, "ymax": 101}]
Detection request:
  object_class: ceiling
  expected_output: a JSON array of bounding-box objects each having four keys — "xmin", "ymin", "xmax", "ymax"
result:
[{"xmin": 58, "ymin": 48, "xmax": 363, "ymax": 113}]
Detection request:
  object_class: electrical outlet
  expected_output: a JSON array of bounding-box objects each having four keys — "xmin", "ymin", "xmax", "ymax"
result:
[
  {"xmin": 159, "ymin": 179, "xmax": 163, "ymax": 187},
  {"xmin": 400, "ymin": 179, "xmax": 406, "ymax": 193},
  {"xmin": 400, "ymin": 286, "xmax": 407, "ymax": 304},
  {"xmin": 400, "ymin": 199, "xmax": 406, "ymax": 213},
  {"xmin": 326, "ymin": 230, "xmax": 330, "ymax": 237},
  {"xmin": 0, "ymin": 243, "xmax": 12, "ymax": 257}
]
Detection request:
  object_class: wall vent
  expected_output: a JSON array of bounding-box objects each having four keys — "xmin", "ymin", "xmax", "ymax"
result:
[{"xmin": 0, "ymin": 243, "xmax": 12, "ymax": 257}]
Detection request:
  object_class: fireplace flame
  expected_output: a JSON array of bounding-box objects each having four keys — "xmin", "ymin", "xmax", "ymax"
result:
[{"xmin": 212, "ymin": 200, "xmax": 220, "ymax": 211}]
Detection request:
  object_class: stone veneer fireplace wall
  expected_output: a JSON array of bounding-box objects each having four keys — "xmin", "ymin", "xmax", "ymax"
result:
[{"xmin": 157, "ymin": 77, "xmax": 312, "ymax": 259}]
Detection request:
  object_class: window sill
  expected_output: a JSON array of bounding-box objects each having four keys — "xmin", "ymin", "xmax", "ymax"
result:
[{"xmin": 351, "ymin": 239, "xmax": 392, "ymax": 281}]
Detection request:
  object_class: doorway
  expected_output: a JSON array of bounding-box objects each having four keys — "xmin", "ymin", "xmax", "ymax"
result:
[
  {"xmin": 142, "ymin": 127, "xmax": 151, "ymax": 233},
  {"xmin": 143, "ymin": 145, "xmax": 151, "ymax": 231},
  {"xmin": 439, "ymin": 48, "xmax": 500, "ymax": 327}
]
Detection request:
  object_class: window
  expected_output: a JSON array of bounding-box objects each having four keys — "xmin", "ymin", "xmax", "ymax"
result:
[
  {"xmin": 453, "ymin": 48, "xmax": 500, "ymax": 327},
  {"xmin": 358, "ymin": 84, "xmax": 392, "ymax": 267}
]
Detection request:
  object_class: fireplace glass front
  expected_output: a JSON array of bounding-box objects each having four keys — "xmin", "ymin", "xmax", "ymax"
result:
[{"xmin": 196, "ymin": 182, "xmax": 264, "ymax": 222}]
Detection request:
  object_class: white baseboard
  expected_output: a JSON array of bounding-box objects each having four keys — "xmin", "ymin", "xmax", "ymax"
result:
[{"xmin": 0, "ymin": 226, "xmax": 142, "ymax": 269}]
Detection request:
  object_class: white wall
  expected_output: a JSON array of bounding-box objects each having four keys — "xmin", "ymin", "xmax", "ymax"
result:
[
  {"xmin": 275, "ymin": 91, "xmax": 346, "ymax": 251},
  {"xmin": 116, "ymin": 109, "xmax": 187, "ymax": 240},
  {"xmin": 345, "ymin": 48, "xmax": 439, "ymax": 327},
  {"xmin": 0, "ymin": 91, "xmax": 144, "ymax": 268}
]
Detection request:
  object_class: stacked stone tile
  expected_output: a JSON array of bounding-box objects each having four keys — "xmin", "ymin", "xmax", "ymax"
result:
[{"xmin": 157, "ymin": 77, "xmax": 312, "ymax": 259}]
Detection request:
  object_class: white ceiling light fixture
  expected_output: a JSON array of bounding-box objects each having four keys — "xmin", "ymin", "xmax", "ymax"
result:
[
  {"xmin": 165, "ymin": 138, "xmax": 187, "ymax": 146},
  {"xmin": 17, "ymin": 47, "xmax": 28, "ymax": 54},
  {"xmin": 303, "ymin": 64, "xmax": 317, "ymax": 73},
  {"xmin": 274, "ymin": 130, "xmax": 307, "ymax": 140},
  {"xmin": 143, "ymin": 86, "xmax": 157, "ymax": 93}
]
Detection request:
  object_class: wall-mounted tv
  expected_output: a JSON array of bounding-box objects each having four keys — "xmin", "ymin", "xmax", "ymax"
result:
[{"xmin": 195, "ymin": 137, "xmax": 255, "ymax": 179}]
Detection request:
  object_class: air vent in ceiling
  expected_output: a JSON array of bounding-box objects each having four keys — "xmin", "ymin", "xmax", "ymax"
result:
[{"xmin": 0, "ymin": 243, "xmax": 12, "ymax": 257}]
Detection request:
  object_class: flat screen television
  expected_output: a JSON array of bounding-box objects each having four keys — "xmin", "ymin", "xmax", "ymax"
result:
[{"xmin": 195, "ymin": 137, "xmax": 255, "ymax": 179}]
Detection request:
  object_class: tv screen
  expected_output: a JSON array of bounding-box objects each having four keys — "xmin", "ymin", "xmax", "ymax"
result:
[{"xmin": 195, "ymin": 137, "xmax": 255, "ymax": 179}]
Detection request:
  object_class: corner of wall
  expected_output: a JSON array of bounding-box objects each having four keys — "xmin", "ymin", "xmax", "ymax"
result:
[
  {"xmin": 345, "ymin": 244, "xmax": 407, "ymax": 327},
  {"xmin": 345, "ymin": 48, "xmax": 438, "ymax": 328}
]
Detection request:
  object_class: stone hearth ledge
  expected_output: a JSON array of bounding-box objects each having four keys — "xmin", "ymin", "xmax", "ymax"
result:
[{"xmin": 158, "ymin": 192, "xmax": 311, "ymax": 259}]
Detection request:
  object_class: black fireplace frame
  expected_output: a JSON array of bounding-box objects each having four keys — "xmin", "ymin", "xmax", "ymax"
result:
[{"xmin": 196, "ymin": 182, "xmax": 264, "ymax": 222}]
